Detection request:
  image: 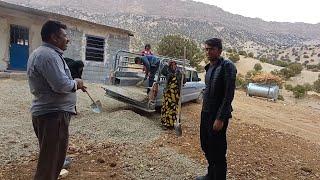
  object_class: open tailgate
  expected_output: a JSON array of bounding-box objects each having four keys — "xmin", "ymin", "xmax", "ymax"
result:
[{"xmin": 102, "ymin": 85, "xmax": 155, "ymax": 112}]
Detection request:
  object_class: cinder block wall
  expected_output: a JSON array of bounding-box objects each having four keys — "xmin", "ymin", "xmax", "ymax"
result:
[
  {"xmin": 82, "ymin": 33, "xmax": 130, "ymax": 84},
  {"xmin": 64, "ymin": 28, "xmax": 83, "ymax": 61}
]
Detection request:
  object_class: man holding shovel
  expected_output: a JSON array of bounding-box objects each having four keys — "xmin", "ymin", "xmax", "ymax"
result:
[
  {"xmin": 134, "ymin": 55, "xmax": 160, "ymax": 93},
  {"xmin": 27, "ymin": 20, "xmax": 85, "ymax": 180},
  {"xmin": 196, "ymin": 38, "xmax": 237, "ymax": 180}
]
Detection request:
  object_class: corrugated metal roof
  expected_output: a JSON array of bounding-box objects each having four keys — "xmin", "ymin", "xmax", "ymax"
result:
[{"xmin": 0, "ymin": 1, "xmax": 134, "ymax": 36}]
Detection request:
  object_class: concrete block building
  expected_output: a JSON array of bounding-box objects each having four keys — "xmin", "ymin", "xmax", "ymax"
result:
[{"xmin": 0, "ymin": 1, "xmax": 133, "ymax": 83}]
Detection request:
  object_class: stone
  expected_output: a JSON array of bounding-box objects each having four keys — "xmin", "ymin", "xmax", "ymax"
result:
[
  {"xmin": 110, "ymin": 162, "xmax": 117, "ymax": 167},
  {"xmin": 59, "ymin": 169, "xmax": 69, "ymax": 179},
  {"xmin": 97, "ymin": 157, "xmax": 105, "ymax": 163}
]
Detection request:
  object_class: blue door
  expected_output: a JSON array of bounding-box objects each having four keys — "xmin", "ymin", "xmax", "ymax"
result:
[{"xmin": 9, "ymin": 25, "xmax": 29, "ymax": 70}]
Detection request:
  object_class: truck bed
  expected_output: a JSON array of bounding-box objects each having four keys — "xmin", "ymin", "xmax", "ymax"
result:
[{"xmin": 102, "ymin": 85, "xmax": 155, "ymax": 112}]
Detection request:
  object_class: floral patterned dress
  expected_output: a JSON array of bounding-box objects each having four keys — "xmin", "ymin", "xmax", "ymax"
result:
[{"xmin": 160, "ymin": 65, "xmax": 182, "ymax": 128}]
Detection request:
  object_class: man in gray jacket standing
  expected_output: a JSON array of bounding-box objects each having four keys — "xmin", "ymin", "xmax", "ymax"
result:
[{"xmin": 27, "ymin": 20, "xmax": 85, "ymax": 180}]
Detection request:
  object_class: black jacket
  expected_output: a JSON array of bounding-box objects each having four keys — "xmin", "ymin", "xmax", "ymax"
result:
[
  {"xmin": 202, "ymin": 57, "xmax": 237, "ymax": 121},
  {"xmin": 65, "ymin": 58, "xmax": 84, "ymax": 79}
]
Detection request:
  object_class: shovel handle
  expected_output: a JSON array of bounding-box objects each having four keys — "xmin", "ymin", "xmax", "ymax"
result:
[{"xmin": 84, "ymin": 90, "xmax": 96, "ymax": 103}]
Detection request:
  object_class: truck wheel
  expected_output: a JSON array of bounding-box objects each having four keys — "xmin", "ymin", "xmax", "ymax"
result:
[{"xmin": 155, "ymin": 106, "xmax": 162, "ymax": 113}]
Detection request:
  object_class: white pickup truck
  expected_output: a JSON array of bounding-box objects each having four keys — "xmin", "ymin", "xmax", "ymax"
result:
[{"xmin": 102, "ymin": 50, "xmax": 205, "ymax": 112}]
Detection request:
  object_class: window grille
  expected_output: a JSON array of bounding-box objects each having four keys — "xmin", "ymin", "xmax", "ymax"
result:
[
  {"xmin": 85, "ymin": 35, "xmax": 105, "ymax": 62},
  {"xmin": 10, "ymin": 25, "xmax": 29, "ymax": 46}
]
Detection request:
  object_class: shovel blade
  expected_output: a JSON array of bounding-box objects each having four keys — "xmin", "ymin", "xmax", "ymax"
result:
[
  {"xmin": 174, "ymin": 122, "xmax": 182, "ymax": 136},
  {"xmin": 90, "ymin": 100, "xmax": 102, "ymax": 113}
]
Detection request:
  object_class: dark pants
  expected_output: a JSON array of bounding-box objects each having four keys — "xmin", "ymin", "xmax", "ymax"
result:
[
  {"xmin": 148, "ymin": 66, "xmax": 158, "ymax": 87},
  {"xmin": 32, "ymin": 111, "xmax": 71, "ymax": 180},
  {"xmin": 200, "ymin": 111, "xmax": 229, "ymax": 180},
  {"xmin": 147, "ymin": 66, "xmax": 158, "ymax": 94}
]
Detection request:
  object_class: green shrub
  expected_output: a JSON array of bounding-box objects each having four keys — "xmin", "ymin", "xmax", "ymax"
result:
[
  {"xmin": 254, "ymin": 63, "xmax": 262, "ymax": 71},
  {"xmin": 248, "ymin": 52, "xmax": 254, "ymax": 58},
  {"xmin": 272, "ymin": 60, "xmax": 289, "ymax": 67},
  {"xmin": 287, "ymin": 63, "xmax": 303, "ymax": 75},
  {"xmin": 285, "ymin": 84, "xmax": 293, "ymax": 91},
  {"xmin": 245, "ymin": 70, "xmax": 259, "ymax": 79},
  {"xmin": 279, "ymin": 68, "xmax": 295, "ymax": 79},
  {"xmin": 239, "ymin": 50, "xmax": 247, "ymax": 56},
  {"xmin": 313, "ymin": 79, "xmax": 320, "ymax": 93},
  {"xmin": 226, "ymin": 48, "xmax": 233, "ymax": 53},
  {"xmin": 236, "ymin": 74, "xmax": 247, "ymax": 89},
  {"xmin": 292, "ymin": 85, "xmax": 307, "ymax": 98},
  {"xmin": 277, "ymin": 95, "xmax": 284, "ymax": 101},
  {"xmin": 303, "ymin": 83, "xmax": 313, "ymax": 91},
  {"xmin": 228, "ymin": 53, "xmax": 240, "ymax": 63},
  {"xmin": 259, "ymin": 57, "xmax": 268, "ymax": 63}
]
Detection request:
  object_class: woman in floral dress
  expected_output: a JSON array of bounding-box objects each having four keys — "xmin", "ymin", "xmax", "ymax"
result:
[{"xmin": 160, "ymin": 61, "xmax": 183, "ymax": 129}]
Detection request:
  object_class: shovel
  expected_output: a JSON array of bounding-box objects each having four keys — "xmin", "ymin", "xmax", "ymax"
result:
[
  {"xmin": 174, "ymin": 47, "xmax": 186, "ymax": 136},
  {"xmin": 136, "ymin": 75, "xmax": 148, "ymax": 87},
  {"xmin": 83, "ymin": 89, "xmax": 102, "ymax": 113}
]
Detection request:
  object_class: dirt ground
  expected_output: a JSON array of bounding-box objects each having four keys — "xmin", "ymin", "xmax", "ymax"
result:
[{"xmin": 0, "ymin": 79, "xmax": 320, "ymax": 179}]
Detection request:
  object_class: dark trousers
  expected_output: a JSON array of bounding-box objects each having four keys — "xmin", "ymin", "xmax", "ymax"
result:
[
  {"xmin": 32, "ymin": 111, "xmax": 71, "ymax": 180},
  {"xmin": 200, "ymin": 111, "xmax": 229, "ymax": 180},
  {"xmin": 147, "ymin": 66, "xmax": 158, "ymax": 94}
]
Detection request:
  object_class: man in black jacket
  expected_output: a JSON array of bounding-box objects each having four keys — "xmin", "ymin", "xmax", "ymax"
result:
[{"xmin": 196, "ymin": 38, "xmax": 237, "ymax": 180}]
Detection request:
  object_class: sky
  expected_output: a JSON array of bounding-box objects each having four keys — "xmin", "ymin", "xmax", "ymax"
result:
[{"xmin": 194, "ymin": 0, "xmax": 320, "ymax": 24}]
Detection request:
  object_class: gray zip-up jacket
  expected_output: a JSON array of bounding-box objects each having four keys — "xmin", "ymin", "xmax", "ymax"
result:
[{"xmin": 27, "ymin": 43, "xmax": 77, "ymax": 116}]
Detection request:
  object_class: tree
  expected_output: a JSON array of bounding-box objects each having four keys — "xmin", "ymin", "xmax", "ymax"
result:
[
  {"xmin": 314, "ymin": 79, "xmax": 320, "ymax": 93},
  {"xmin": 157, "ymin": 35, "xmax": 204, "ymax": 71},
  {"xmin": 254, "ymin": 63, "xmax": 262, "ymax": 71},
  {"xmin": 287, "ymin": 63, "xmax": 303, "ymax": 75}
]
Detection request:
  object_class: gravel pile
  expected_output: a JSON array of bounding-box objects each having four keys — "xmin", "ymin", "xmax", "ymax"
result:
[
  {"xmin": 0, "ymin": 79, "xmax": 37, "ymax": 165},
  {"xmin": 0, "ymin": 79, "xmax": 205, "ymax": 179},
  {"xmin": 70, "ymin": 109, "xmax": 162, "ymax": 144},
  {"xmin": 0, "ymin": 79, "xmax": 162, "ymax": 165}
]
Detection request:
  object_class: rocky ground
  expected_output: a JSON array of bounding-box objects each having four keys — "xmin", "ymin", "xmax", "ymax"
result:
[{"xmin": 0, "ymin": 79, "xmax": 320, "ymax": 180}]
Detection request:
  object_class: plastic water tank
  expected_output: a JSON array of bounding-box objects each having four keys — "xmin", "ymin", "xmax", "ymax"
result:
[{"xmin": 247, "ymin": 83, "xmax": 279, "ymax": 100}]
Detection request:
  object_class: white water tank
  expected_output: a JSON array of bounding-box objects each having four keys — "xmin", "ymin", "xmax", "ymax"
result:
[{"xmin": 247, "ymin": 83, "xmax": 279, "ymax": 101}]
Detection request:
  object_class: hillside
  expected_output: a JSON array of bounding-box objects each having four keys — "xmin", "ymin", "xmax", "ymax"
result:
[
  {"xmin": 236, "ymin": 56, "xmax": 283, "ymax": 75},
  {"xmin": 3, "ymin": 0, "xmax": 320, "ymax": 50}
]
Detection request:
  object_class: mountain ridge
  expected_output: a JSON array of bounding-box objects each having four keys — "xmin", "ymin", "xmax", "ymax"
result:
[{"xmin": 3, "ymin": 0, "xmax": 320, "ymax": 50}]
